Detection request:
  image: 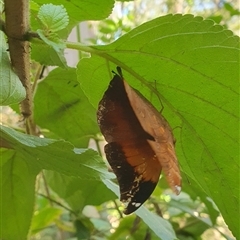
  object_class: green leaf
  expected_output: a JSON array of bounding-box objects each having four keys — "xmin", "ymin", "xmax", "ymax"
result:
[
  {"xmin": 34, "ymin": 0, "xmax": 114, "ymax": 22},
  {"xmin": 31, "ymin": 42, "xmax": 67, "ymax": 67},
  {"xmin": 30, "ymin": 1, "xmax": 40, "ymax": 12},
  {"xmin": 77, "ymin": 14, "xmax": 239, "ymax": 238},
  {"xmin": 37, "ymin": 29, "xmax": 66, "ymax": 52},
  {"xmin": 74, "ymin": 219, "xmax": 91, "ymax": 239},
  {"xmin": 0, "ymin": 125, "xmax": 113, "ymax": 180},
  {"xmin": 169, "ymin": 195, "xmax": 212, "ymax": 227},
  {"xmin": 30, "ymin": 207, "xmax": 63, "ymax": 234},
  {"xmin": 207, "ymin": 15, "xmax": 223, "ymax": 24},
  {"xmin": 0, "ymin": 121, "xmax": 113, "ymax": 235},
  {"xmin": 181, "ymin": 176, "xmax": 219, "ymax": 225},
  {"xmin": 224, "ymin": 3, "xmax": 240, "ymax": 16},
  {"xmin": 34, "ymin": 67, "xmax": 99, "ymax": 147},
  {"xmin": 117, "ymin": 0, "xmax": 134, "ymax": 2},
  {"xmin": 103, "ymin": 179, "xmax": 177, "ymax": 240},
  {"xmin": 0, "ymin": 149, "xmax": 40, "ymax": 240},
  {"xmin": 38, "ymin": 4, "xmax": 69, "ymax": 32},
  {"xmin": 160, "ymin": 174, "xmax": 219, "ymax": 226},
  {"xmin": 178, "ymin": 216, "xmax": 209, "ymax": 237},
  {"xmin": 45, "ymin": 170, "xmax": 115, "ymax": 212},
  {"xmin": 109, "ymin": 215, "xmax": 159, "ymax": 240},
  {"xmin": 0, "ymin": 32, "xmax": 26, "ymax": 105},
  {"xmin": 90, "ymin": 218, "xmax": 111, "ymax": 233}
]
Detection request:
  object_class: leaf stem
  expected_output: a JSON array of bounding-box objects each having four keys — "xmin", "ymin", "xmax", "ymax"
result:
[{"xmin": 65, "ymin": 40, "xmax": 97, "ymax": 53}]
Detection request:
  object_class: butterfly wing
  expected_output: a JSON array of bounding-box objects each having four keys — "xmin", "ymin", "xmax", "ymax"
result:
[
  {"xmin": 105, "ymin": 141, "xmax": 161, "ymax": 214},
  {"xmin": 97, "ymin": 74, "xmax": 162, "ymax": 214},
  {"xmin": 123, "ymin": 80, "xmax": 181, "ymax": 194}
]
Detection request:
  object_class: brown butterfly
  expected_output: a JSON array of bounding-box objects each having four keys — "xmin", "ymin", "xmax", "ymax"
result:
[{"xmin": 97, "ymin": 67, "xmax": 181, "ymax": 214}]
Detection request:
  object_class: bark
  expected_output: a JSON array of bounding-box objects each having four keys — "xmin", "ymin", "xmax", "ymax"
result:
[{"xmin": 4, "ymin": 0, "xmax": 35, "ymax": 133}]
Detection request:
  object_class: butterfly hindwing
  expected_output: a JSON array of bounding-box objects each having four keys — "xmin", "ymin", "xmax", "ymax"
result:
[{"xmin": 105, "ymin": 141, "xmax": 161, "ymax": 214}]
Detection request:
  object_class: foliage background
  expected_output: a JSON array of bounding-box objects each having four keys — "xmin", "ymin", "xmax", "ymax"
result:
[{"xmin": 0, "ymin": 0, "xmax": 239, "ymax": 240}]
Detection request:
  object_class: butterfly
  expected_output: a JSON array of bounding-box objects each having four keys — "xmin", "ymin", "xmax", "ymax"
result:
[{"xmin": 97, "ymin": 67, "xmax": 181, "ymax": 214}]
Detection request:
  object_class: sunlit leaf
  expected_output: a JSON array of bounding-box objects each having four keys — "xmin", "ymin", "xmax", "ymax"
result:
[
  {"xmin": 0, "ymin": 32, "xmax": 26, "ymax": 105},
  {"xmin": 38, "ymin": 4, "xmax": 69, "ymax": 32},
  {"xmin": 77, "ymin": 14, "xmax": 239, "ymax": 238},
  {"xmin": 0, "ymin": 125, "xmax": 113, "ymax": 180}
]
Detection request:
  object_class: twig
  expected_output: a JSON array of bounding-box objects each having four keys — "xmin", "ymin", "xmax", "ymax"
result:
[
  {"xmin": 41, "ymin": 172, "xmax": 53, "ymax": 207},
  {"xmin": 144, "ymin": 229, "xmax": 151, "ymax": 240},
  {"xmin": 130, "ymin": 216, "xmax": 141, "ymax": 234},
  {"xmin": 112, "ymin": 200, "xmax": 123, "ymax": 218},
  {"xmin": 38, "ymin": 193, "xmax": 77, "ymax": 216},
  {"xmin": 150, "ymin": 198, "xmax": 163, "ymax": 217}
]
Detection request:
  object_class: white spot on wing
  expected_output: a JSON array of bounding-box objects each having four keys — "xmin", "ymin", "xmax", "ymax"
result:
[{"xmin": 132, "ymin": 202, "xmax": 141, "ymax": 207}]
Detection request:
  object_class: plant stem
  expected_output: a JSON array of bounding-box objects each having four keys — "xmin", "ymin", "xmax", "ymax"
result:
[{"xmin": 4, "ymin": 0, "xmax": 37, "ymax": 135}]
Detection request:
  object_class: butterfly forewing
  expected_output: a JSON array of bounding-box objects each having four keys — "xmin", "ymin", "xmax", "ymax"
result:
[{"xmin": 123, "ymin": 80, "xmax": 181, "ymax": 194}]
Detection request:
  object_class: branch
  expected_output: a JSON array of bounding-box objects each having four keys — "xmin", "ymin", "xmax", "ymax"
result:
[{"xmin": 4, "ymin": 0, "xmax": 36, "ymax": 135}]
